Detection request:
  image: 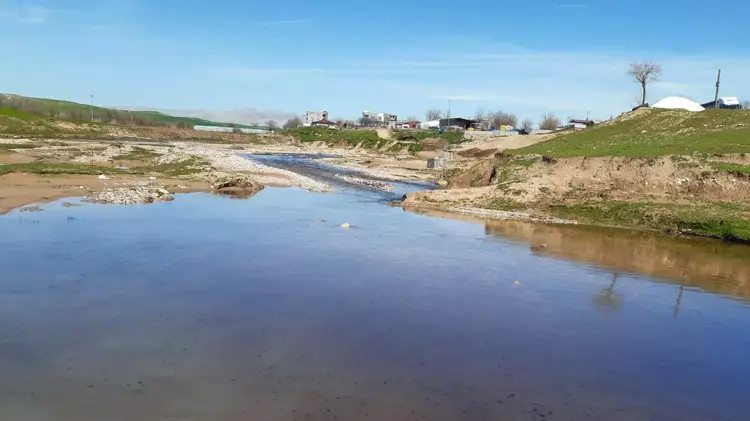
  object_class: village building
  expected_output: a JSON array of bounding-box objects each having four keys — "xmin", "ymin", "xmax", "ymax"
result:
[{"xmin": 304, "ymin": 111, "xmax": 329, "ymax": 126}]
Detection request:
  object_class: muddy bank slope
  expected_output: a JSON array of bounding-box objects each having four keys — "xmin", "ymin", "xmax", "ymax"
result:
[{"xmin": 403, "ymin": 154, "xmax": 750, "ymax": 242}]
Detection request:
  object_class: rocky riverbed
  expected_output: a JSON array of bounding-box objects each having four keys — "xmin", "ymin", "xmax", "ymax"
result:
[{"xmin": 174, "ymin": 143, "xmax": 334, "ymax": 192}]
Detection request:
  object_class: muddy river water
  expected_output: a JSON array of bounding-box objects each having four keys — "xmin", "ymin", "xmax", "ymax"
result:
[{"xmin": 1, "ymin": 158, "xmax": 749, "ymax": 420}]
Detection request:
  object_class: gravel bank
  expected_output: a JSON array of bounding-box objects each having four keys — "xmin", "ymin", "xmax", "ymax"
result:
[
  {"xmin": 175, "ymin": 144, "xmax": 334, "ymax": 192},
  {"xmin": 334, "ymin": 174, "xmax": 394, "ymax": 191},
  {"xmin": 88, "ymin": 183, "xmax": 174, "ymax": 205}
]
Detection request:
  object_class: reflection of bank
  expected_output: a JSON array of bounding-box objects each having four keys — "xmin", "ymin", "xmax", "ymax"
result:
[
  {"xmin": 594, "ymin": 271, "xmax": 622, "ymax": 311},
  {"xmin": 674, "ymin": 285, "xmax": 685, "ymax": 318},
  {"xmin": 593, "ymin": 271, "xmax": 689, "ymax": 318},
  {"xmin": 484, "ymin": 220, "xmax": 750, "ymax": 302}
]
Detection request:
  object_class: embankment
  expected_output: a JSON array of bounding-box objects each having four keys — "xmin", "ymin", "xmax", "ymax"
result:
[{"xmin": 403, "ymin": 154, "xmax": 750, "ymax": 242}]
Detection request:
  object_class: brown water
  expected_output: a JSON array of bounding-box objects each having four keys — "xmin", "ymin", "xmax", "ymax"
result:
[{"xmin": 1, "ymin": 186, "xmax": 749, "ymax": 420}]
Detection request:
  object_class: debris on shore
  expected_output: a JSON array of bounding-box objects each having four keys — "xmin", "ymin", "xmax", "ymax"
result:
[{"xmin": 87, "ymin": 184, "xmax": 174, "ymax": 205}]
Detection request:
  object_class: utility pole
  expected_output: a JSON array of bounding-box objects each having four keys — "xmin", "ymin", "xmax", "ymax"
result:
[
  {"xmin": 447, "ymin": 99, "xmax": 451, "ymax": 119},
  {"xmin": 89, "ymin": 93, "xmax": 95, "ymax": 122},
  {"xmin": 714, "ymin": 69, "xmax": 721, "ymax": 108}
]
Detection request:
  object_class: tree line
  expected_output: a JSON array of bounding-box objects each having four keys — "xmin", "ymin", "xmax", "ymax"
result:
[{"xmin": 425, "ymin": 108, "xmax": 560, "ymax": 131}]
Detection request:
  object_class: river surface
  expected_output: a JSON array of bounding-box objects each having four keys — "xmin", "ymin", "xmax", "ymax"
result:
[{"xmin": 1, "ymin": 160, "xmax": 750, "ymax": 420}]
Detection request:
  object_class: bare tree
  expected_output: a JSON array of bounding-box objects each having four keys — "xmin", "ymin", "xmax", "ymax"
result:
[
  {"xmin": 488, "ymin": 110, "xmax": 517, "ymax": 129},
  {"xmin": 405, "ymin": 115, "xmax": 418, "ymax": 122},
  {"xmin": 628, "ymin": 61, "xmax": 662, "ymax": 106},
  {"xmin": 265, "ymin": 120, "xmax": 278, "ymax": 131},
  {"xmin": 474, "ymin": 109, "xmax": 487, "ymax": 122},
  {"xmin": 426, "ymin": 109, "xmax": 443, "ymax": 121},
  {"xmin": 742, "ymin": 100, "xmax": 750, "ymax": 110},
  {"xmin": 283, "ymin": 116, "xmax": 302, "ymax": 129},
  {"xmin": 539, "ymin": 113, "xmax": 560, "ymax": 130},
  {"xmin": 520, "ymin": 119, "xmax": 534, "ymax": 133}
]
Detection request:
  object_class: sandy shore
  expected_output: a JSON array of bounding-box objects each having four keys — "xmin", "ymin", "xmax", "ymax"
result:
[{"xmin": 0, "ymin": 172, "xmax": 210, "ymax": 214}]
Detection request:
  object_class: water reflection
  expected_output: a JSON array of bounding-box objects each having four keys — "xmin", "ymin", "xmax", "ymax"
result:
[
  {"xmin": 594, "ymin": 271, "xmax": 622, "ymax": 311},
  {"xmin": 1, "ymin": 192, "xmax": 749, "ymax": 420},
  {"xmin": 485, "ymin": 220, "xmax": 750, "ymax": 302}
]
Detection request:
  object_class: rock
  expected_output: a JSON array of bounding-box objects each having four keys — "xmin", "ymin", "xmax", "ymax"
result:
[
  {"xmin": 437, "ymin": 180, "xmax": 449, "ymax": 187},
  {"xmin": 149, "ymin": 176, "xmax": 156, "ymax": 180},
  {"xmin": 213, "ymin": 175, "xmax": 264, "ymax": 197},
  {"xmin": 340, "ymin": 222, "xmax": 351, "ymax": 230},
  {"xmin": 156, "ymin": 188, "xmax": 170, "ymax": 195},
  {"xmin": 98, "ymin": 174, "xmax": 108, "ymax": 180}
]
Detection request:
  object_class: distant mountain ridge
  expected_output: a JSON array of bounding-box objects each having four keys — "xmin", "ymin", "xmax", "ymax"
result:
[{"xmin": 114, "ymin": 107, "xmax": 297, "ymax": 127}]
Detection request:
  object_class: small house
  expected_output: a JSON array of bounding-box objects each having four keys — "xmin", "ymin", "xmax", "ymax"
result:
[
  {"xmin": 701, "ymin": 97, "xmax": 742, "ymax": 110},
  {"xmin": 310, "ymin": 119, "xmax": 338, "ymax": 128}
]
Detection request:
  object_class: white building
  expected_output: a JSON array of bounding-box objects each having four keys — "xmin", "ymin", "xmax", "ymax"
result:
[
  {"xmin": 305, "ymin": 111, "xmax": 329, "ymax": 126},
  {"xmin": 419, "ymin": 120, "xmax": 441, "ymax": 129},
  {"xmin": 362, "ymin": 111, "xmax": 397, "ymax": 128}
]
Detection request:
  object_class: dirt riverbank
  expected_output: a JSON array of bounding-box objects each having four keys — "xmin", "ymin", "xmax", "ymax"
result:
[{"xmin": 402, "ymin": 153, "xmax": 750, "ymax": 242}]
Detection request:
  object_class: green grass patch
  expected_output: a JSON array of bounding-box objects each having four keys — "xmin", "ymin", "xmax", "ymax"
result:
[
  {"xmin": 485, "ymin": 197, "xmax": 527, "ymax": 211},
  {"xmin": 546, "ymin": 200, "xmax": 750, "ymax": 243},
  {"xmin": 407, "ymin": 143, "xmax": 423, "ymax": 153},
  {"xmin": 0, "ymin": 162, "xmax": 127, "ymax": 176},
  {"xmin": 282, "ymin": 127, "xmax": 466, "ymax": 151},
  {"xmin": 511, "ymin": 108, "xmax": 750, "ymax": 158},
  {"xmin": 133, "ymin": 156, "xmax": 211, "ymax": 177},
  {"xmin": 1, "ymin": 94, "xmax": 257, "ymax": 129},
  {"xmin": 0, "ymin": 108, "xmax": 41, "ymax": 120},
  {"xmin": 392, "ymin": 129, "xmax": 465, "ymax": 144},
  {"xmin": 281, "ymin": 127, "xmax": 386, "ymax": 148},
  {"xmin": 711, "ymin": 162, "xmax": 750, "ymax": 175},
  {"xmin": 0, "ymin": 156, "xmax": 211, "ymax": 178},
  {"xmin": 112, "ymin": 146, "xmax": 162, "ymax": 161}
]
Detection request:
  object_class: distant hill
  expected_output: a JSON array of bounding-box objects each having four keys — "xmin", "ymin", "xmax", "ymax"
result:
[
  {"xmin": 513, "ymin": 107, "xmax": 750, "ymax": 157},
  {"xmin": 118, "ymin": 106, "xmax": 296, "ymax": 127},
  {"xmin": 0, "ymin": 94, "xmax": 258, "ymax": 129}
]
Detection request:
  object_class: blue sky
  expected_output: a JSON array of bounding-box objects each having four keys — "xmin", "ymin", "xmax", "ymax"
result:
[{"xmin": 1, "ymin": 0, "xmax": 749, "ymax": 123}]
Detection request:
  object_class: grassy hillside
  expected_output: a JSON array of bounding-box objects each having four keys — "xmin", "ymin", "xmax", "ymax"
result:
[
  {"xmin": 0, "ymin": 94, "xmax": 255, "ymax": 129},
  {"xmin": 281, "ymin": 126, "xmax": 465, "ymax": 152},
  {"xmin": 513, "ymin": 108, "xmax": 750, "ymax": 157},
  {"xmin": 0, "ymin": 107, "xmax": 102, "ymax": 137}
]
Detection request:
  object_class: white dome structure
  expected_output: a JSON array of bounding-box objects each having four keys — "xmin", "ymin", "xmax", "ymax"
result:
[{"xmin": 652, "ymin": 96, "xmax": 705, "ymax": 112}]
